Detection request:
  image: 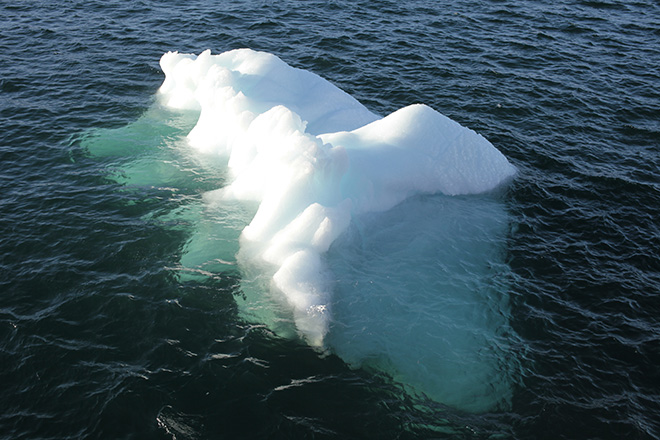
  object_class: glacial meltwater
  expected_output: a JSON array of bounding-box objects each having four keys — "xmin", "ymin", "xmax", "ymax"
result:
[{"xmin": 1, "ymin": 1, "xmax": 659, "ymax": 439}]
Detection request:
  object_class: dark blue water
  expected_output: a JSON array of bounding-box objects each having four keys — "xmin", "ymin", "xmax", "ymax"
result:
[{"xmin": 1, "ymin": 1, "xmax": 659, "ymax": 439}]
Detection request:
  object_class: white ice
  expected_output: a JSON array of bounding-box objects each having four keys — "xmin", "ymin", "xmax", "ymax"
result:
[{"xmin": 156, "ymin": 48, "xmax": 517, "ymax": 411}]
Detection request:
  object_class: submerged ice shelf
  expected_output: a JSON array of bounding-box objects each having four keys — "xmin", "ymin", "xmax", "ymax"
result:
[{"xmin": 89, "ymin": 48, "xmax": 519, "ymax": 412}]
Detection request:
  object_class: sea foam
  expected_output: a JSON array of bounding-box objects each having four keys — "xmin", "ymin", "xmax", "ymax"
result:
[{"xmin": 154, "ymin": 48, "xmax": 517, "ymax": 411}]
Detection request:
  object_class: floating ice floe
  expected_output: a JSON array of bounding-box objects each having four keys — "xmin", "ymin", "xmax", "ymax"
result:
[{"xmin": 90, "ymin": 48, "xmax": 518, "ymax": 412}]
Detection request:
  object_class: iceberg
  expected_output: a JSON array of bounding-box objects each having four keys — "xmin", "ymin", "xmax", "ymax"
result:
[
  {"xmin": 90, "ymin": 48, "xmax": 518, "ymax": 412},
  {"xmin": 158, "ymin": 48, "xmax": 515, "ymax": 342}
]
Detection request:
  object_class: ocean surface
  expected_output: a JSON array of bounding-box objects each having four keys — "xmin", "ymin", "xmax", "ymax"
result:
[{"xmin": 1, "ymin": 1, "xmax": 659, "ymax": 439}]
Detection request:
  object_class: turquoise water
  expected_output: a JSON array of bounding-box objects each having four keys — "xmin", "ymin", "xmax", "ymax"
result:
[{"xmin": 1, "ymin": 1, "xmax": 659, "ymax": 439}]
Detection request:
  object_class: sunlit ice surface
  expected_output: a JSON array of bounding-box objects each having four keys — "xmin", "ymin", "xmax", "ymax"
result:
[{"xmin": 84, "ymin": 48, "xmax": 519, "ymax": 413}]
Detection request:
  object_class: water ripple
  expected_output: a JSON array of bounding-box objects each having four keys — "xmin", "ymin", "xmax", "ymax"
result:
[{"xmin": 1, "ymin": 0, "xmax": 660, "ymax": 438}]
